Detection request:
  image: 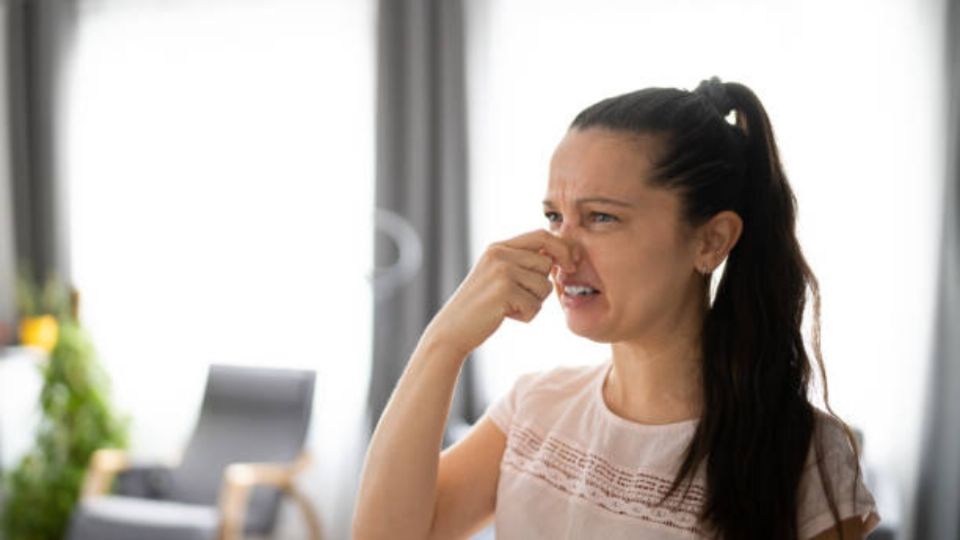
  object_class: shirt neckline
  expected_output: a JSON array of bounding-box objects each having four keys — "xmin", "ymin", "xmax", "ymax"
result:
[{"xmin": 593, "ymin": 359, "xmax": 701, "ymax": 431}]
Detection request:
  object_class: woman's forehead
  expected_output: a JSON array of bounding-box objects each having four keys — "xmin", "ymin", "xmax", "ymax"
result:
[{"xmin": 546, "ymin": 128, "xmax": 660, "ymax": 201}]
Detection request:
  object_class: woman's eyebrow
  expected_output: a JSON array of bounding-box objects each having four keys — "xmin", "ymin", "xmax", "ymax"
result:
[{"xmin": 542, "ymin": 196, "xmax": 636, "ymax": 208}]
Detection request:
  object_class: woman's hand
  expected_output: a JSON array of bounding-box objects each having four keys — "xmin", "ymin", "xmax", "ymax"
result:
[{"xmin": 422, "ymin": 229, "xmax": 577, "ymax": 358}]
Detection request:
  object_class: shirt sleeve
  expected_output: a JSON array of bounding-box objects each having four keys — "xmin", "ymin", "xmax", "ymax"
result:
[
  {"xmin": 797, "ymin": 415, "xmax": 882, "ymax": 539},
  {"xmin": 481, "ymin": 370, "xmax": 541, "ymax": 436}
]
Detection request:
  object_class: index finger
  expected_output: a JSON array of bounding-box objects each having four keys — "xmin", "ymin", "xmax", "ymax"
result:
[{"xmin": 503, "ymin": 230, "xmax": 577, "ymax": 272}]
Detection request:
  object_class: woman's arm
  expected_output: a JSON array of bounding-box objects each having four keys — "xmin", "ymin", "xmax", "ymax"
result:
[
  {"xmin": 352, "ymin": 230, "xmax": 574, "ymax": 540},
  {"xmin": 428, "ymin": 416, "xmax": 507, "ymax": 539},
  {"xmin": 352, "ymin": 336, "xmax": 472, "ymax": 540}
]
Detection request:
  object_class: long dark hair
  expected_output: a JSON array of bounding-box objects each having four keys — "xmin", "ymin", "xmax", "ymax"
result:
[{"xmin": 570, "ymin": 78, "xmax": 861, "ymax": 539}]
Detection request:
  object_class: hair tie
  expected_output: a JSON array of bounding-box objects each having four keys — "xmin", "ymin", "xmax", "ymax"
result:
[{"xmin": 694, "ymin": 76, "xmax": 735, "ymax": 117}]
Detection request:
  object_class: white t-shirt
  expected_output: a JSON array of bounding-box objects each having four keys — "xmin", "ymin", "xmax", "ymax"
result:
[{"xmin": 483, "ymin": 360, "xmax": 881, "ymax": 539}]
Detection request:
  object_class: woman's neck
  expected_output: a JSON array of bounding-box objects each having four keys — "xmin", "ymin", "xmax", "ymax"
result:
[{"xmin": 605, "ymin": 302, "xmax": 706, "ymax": 425}]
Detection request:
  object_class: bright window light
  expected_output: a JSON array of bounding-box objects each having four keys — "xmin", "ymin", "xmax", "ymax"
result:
[{"xmin": 63, "ymin": 1, "xmax": 374, "ymax": 534}]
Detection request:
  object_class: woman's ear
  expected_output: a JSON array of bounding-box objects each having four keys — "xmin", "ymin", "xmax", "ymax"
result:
[{"xmin": 695, "ymin": 211, "xmax": 743, "ymax": 273}]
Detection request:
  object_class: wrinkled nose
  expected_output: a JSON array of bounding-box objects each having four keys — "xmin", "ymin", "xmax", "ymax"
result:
[
  {"xmin": 549, "ymin": 224, "xmax": 584, "ymax": 268},
  {"xmin": 569, "ymin": 241, "xmax": 583, "ymax": 266}
]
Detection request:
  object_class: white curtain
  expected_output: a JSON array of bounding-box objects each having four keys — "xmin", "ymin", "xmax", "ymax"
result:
[
  {"xmin": 64, "ymin": 1, "xmax": 374, "ymax": 537},
  {"xmin": 466, "ymin": 1, "xmax": 943, "ymax": 537}
]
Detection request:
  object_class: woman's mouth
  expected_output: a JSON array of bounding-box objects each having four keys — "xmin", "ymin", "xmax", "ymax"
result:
[
  {"xmin": 559, "ymin": 282, "xmax": 602, "ymax": 309},
  {"xmin": 563, "ymin": 285, "xmax": 600, "ymax": 296}
]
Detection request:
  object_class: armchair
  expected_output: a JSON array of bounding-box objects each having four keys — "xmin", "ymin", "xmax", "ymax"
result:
[{"xmin": 67, "ymin": 364, "xmax": 321, "ymax": 540}]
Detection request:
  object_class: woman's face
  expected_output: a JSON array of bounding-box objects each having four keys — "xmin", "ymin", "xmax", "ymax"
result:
[{"xmin": 545, "ymin": 127, "xmax": 703, "ymax": 343}]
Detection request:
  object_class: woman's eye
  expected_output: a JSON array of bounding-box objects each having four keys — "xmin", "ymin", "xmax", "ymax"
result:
[
  {"xmin": 591, "ymin": 212, "xmax": 618, "ymax": 223},
  {"xmin": 544, "ymin": 211, "xmax": 561, "ymax": 223}
]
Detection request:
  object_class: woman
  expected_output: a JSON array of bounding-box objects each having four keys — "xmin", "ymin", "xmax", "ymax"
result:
[{"xmin": 353, "ymin": 78, "xmax": 881, "ymax": 539}]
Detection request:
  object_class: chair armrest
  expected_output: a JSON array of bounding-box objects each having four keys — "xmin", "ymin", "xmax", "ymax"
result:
[
  {"xmin": 223, "ymin": 452, "xmax": 310, "ymax": 489},
  {"xmin": 217, "ymin": 452, "xmax": 322, "ymax": 540},
  {"xmin": 81, "ymin": 448, "xmax": 130, "ymax": 499}
]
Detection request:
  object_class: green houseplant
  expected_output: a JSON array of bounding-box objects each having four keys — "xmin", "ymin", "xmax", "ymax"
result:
[{"xmin": 2, "ymin": 272, "xmax": 128, "ymax": 540}]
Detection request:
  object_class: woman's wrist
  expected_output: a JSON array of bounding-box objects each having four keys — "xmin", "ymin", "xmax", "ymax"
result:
[{"xmin": 415, "ymin": 326, "xmax": 473, "ymax": 366}]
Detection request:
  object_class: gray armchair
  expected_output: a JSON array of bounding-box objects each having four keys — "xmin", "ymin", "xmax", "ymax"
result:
[{"xmin": 67, "ymin": 364, "xmax": 321, "ymax": 540}]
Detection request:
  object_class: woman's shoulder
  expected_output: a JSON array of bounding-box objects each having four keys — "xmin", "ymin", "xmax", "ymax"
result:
[
  {"xmin": 484, "ymin": 362, "xmax": 606, "ymax": 433},
  {"xmin": 797, "ymin": 408, "xmax": 880, "ymax": 538},
  {"xmin": 807, "ymin": 408, "xmax": 862, "ymax": 465}
]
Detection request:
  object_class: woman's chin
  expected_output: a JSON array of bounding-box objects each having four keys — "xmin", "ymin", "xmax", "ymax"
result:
[{"xmin": 564, "ymin": 315, "xmax": 615, "ymax": 343}]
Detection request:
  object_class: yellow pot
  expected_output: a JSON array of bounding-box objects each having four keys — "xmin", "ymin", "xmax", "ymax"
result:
[{"xmin": 19, "ymin": 315, "xmax": 59, "ymax": 352}]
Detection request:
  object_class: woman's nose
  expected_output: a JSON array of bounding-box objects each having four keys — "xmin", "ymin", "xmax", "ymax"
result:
[
  {"xmin": 552, "ymin": 219, "xmax": 579, "ymax": 240},
  {"xmin": 550, "ymin": 225, "xmax": 584, "ymax": 266},
  {"xmin": 569, "ymin": 241, "xmax": 583, "ymax": 266}
]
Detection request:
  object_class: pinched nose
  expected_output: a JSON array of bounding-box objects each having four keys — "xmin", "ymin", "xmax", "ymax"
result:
[
  {"xmin": 547, "ymin": 231, "xmax": 583, "ymax": 266},
  {"xmin": 552, "ymin": 248, "xmax": 586, "ymax": 281},
  {"xmin": 570, "ymin": 243, "xmax": 583, "ymax": 266},
  {"xmin": 549, "ymin": 223, "xmax": 587, "ymax": 260}
]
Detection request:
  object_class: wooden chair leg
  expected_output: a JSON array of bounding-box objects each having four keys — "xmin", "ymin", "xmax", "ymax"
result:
[
  {"xmin": 218, "ymin": 481, "xmax": 252, "ymax": 540},
  {"xmin": 217, "ymin": 455, "xmax": 321, "ymax": 540},
  {"xmin": 285, "ymin": 485, "xmax": 323, "ymax": 540}
]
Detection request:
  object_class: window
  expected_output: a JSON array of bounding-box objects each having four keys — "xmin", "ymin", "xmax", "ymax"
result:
[{"xmin": 64, "ymin": 1, "xmax": 374, "ymax": 533}]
